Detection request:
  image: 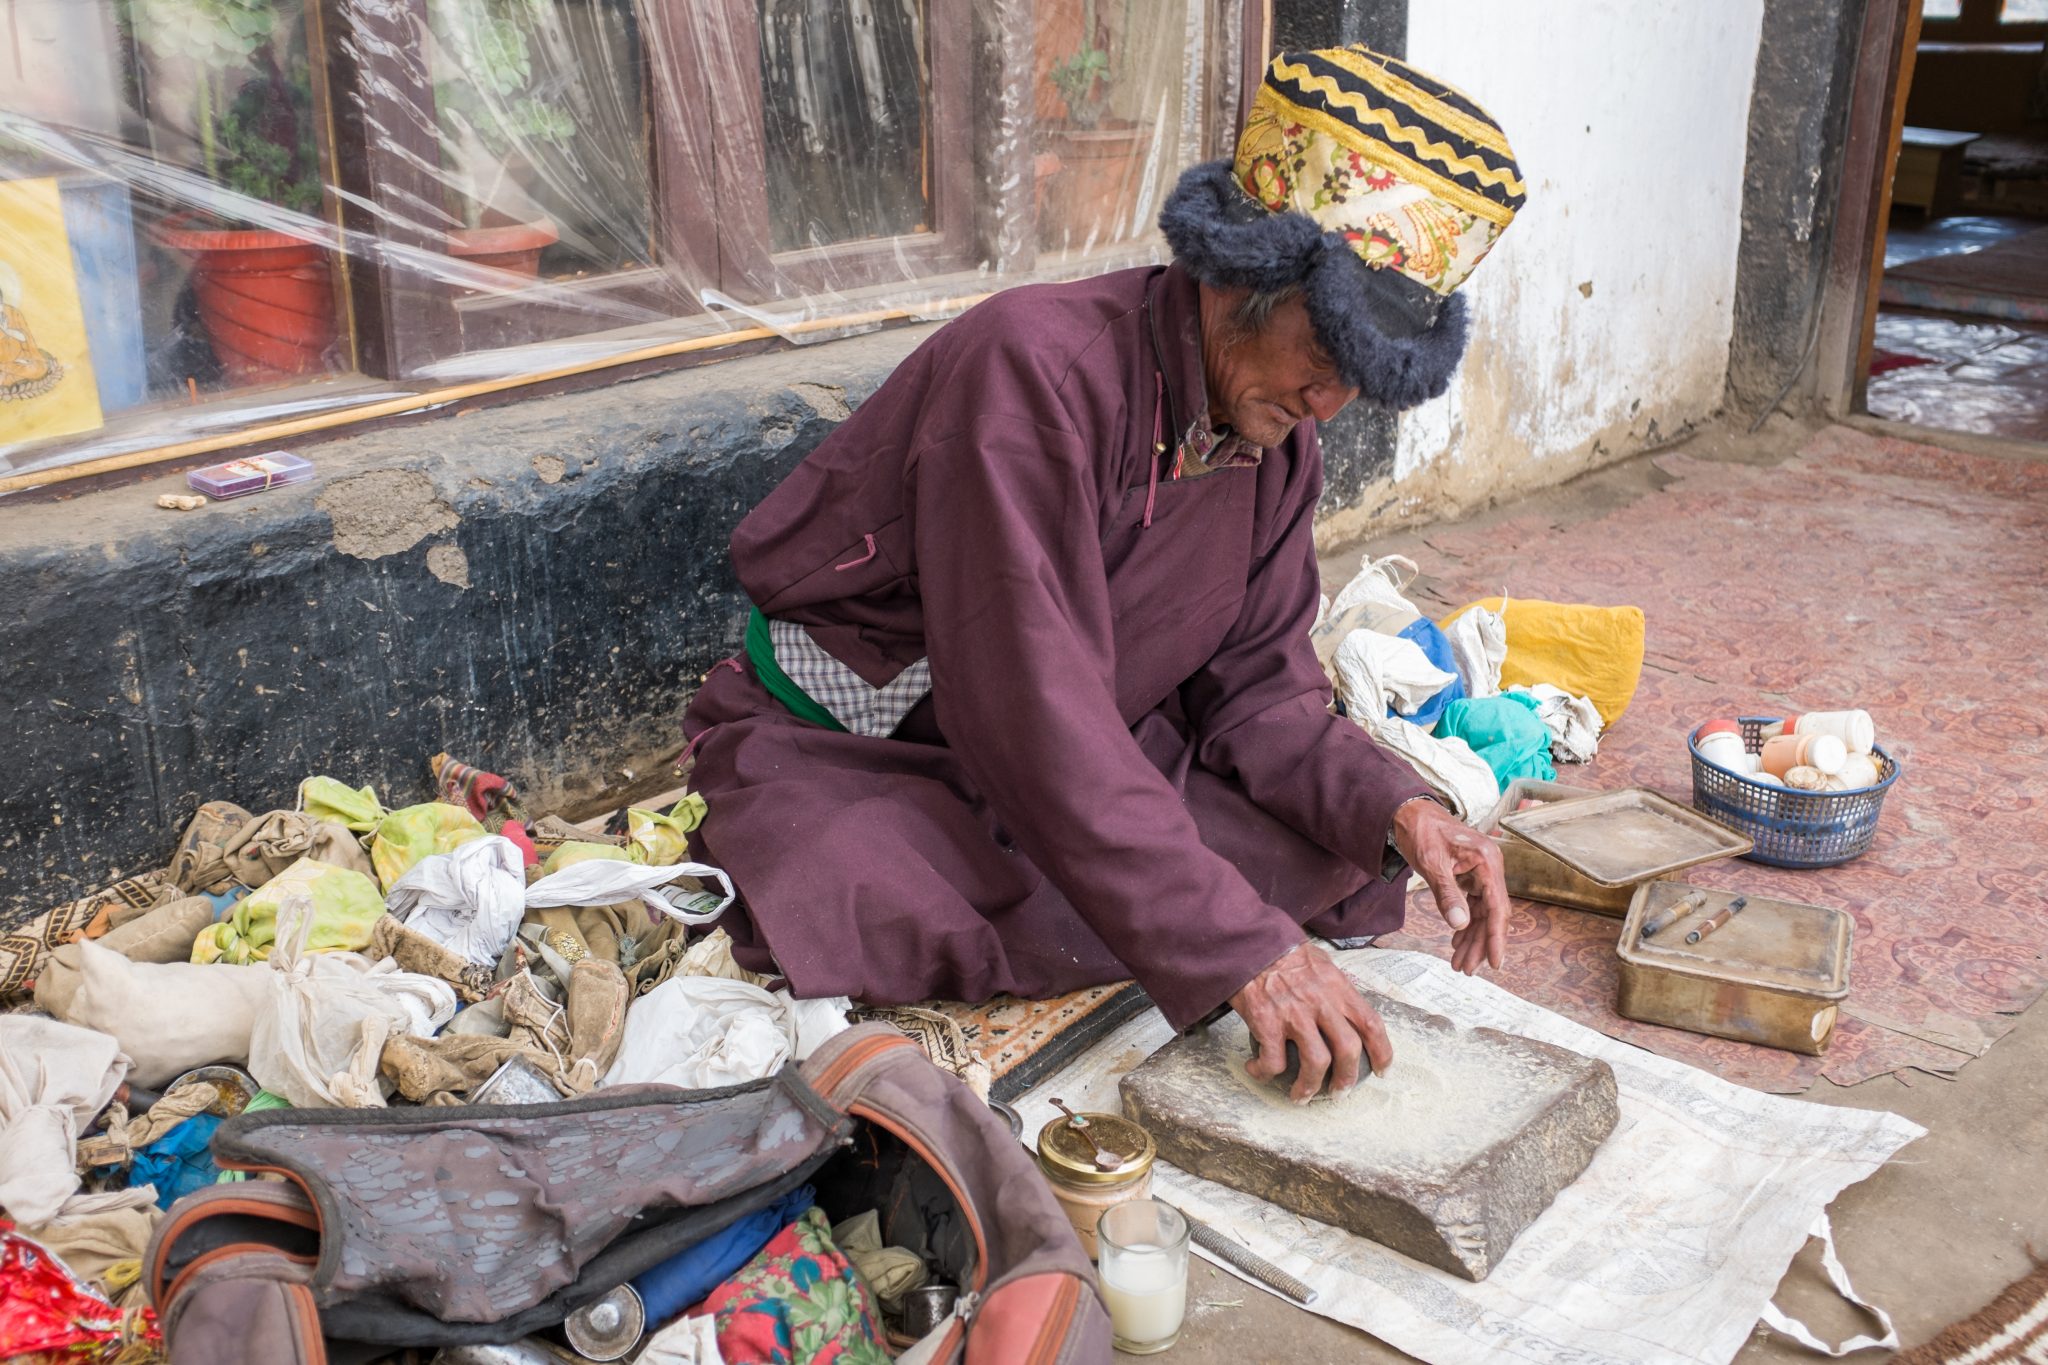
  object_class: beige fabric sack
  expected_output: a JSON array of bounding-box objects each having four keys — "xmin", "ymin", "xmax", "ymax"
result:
[
  {"xmin": 223, "ymin": 811, "xmax": 375, "ymax": 887},
  {"xmin": 34, "ymin": 939, "xmax": 271, "ymax": 1087},
  {"xmin": 96, "ymin": 896, "xmax": 216, "ymax": 965}
]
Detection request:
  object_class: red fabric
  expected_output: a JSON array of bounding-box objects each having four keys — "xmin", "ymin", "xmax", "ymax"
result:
[
  {"xmin": 500, "ymin": 820, "xmax": 539, "ymax": 867},
  {"xmin": 1867, "ymin": 348, "xmax": 1936, "ymax": 376}
]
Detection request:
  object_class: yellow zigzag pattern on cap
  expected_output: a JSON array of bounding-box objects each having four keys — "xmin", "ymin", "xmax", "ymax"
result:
[
  {"xmin": 1317, "ymin": 46, "xmax": 1513, "ymax": 159},
  {"xmin": 1269, "ymin": 57, "xmax": 1527, "ymax": 201}
]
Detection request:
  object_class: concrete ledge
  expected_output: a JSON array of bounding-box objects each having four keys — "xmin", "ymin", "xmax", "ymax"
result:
[{"xmin": 0, "ymin": 329, "xmax": 935, "ymax": 922}]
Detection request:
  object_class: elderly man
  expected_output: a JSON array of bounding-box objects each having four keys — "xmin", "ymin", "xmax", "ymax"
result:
[{"xmin": 683, "ymin": 46, "xmax": 1524, "ymax": 1101}]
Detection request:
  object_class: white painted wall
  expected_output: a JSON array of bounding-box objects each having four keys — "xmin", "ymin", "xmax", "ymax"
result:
[{"xmin": 1384, "ymin": 0, "xmax": 1764, "ymax": 512}]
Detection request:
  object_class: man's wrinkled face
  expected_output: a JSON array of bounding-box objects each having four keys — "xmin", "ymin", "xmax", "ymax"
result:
[{"xmin": 1200, "ymin": 287, "xmax": 1362, "ymax": 448}]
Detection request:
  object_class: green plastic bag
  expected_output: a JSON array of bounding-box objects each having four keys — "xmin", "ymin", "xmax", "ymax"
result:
[
  {"xmin": 1434, "ymin": 693, "xmax": 1557, "ymax": 788},
  {"xmin": 369, "ymin": 803, "xmax": 486, "ymax": 890},
  {"xmin": 299, "ymin": 777, "xmax": 386, "ymax": 834},
  {"xmin": 625, "ymin": 794, "xmax": 707, "ymax": 865},
  {"xmin": 190, "ymin": 856, "xmax": 386, "ymax": 964}
]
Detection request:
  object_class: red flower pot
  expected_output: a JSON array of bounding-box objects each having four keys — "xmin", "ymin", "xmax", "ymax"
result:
[
  {"xmin": 446, "ymin": 217, "xmax": 560, "ymax": 284},
  {"xmin": 155, "ymin": 220, "xmax": 337, "ymax": 384}
]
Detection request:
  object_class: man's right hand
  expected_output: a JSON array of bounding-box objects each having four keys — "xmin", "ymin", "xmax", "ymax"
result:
[{"xmin": 1228, "ymin": 942, "xmax": 1391, "ymax": 1104}]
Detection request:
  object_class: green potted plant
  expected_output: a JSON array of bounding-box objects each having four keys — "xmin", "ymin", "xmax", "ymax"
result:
[
  {"xmin": 1037, "ymin": 0, "xmax": 1156, "ymax": 249},
  {"xmin": 132, "ymin": 0, "xmax": 335, "ymax": 382},
  {"xmin": 425, "ymin": 0, "xmax": 574, "ymax": 279}
]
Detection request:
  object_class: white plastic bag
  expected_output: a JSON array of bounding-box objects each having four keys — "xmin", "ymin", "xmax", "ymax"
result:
[
  {"xmin": 1442, "ymin": 604, "xmax": 1507, "ymax": 700},
  {"xmin": 248, "ymin": 900, "xmax": 457, "ymax": 1108},
  {"xmin": 525, "ymin": 856, "xmax": 737, "ymax": 927},
  {"xmin": 385, "ymin": 834, "xmax": 526, "ymax": 967},
  {"xmin": 602, "ymin": 977, "xmax": 851, "ymax": 1090}
]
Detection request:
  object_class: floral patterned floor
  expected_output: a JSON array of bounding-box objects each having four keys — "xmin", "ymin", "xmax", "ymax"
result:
[{"xmin": 1378, "ymin": 424, "xmax": 2048, "ymax": 1091}]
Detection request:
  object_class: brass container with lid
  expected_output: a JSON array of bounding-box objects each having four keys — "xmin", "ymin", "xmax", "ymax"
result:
[{"xmin": 1035, "ymin": 1110, "xmax": 1156, "ymax": 1257}]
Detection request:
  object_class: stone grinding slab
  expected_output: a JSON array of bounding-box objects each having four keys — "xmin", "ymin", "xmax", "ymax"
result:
[{"xmin": 1119, "ymin": 991, "xmax": 1619, "ymax": 1281}]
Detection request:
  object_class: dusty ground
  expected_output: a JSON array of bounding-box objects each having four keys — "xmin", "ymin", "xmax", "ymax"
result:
[{"xmin": 1142, "ymin": 414, "xmax": 2048, "ymax": 1361}]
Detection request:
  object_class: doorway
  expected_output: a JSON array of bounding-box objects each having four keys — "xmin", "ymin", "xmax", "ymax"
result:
[{"xmin": 1853, "ymin": 0, "xmax": 2048, "ymax": 441}]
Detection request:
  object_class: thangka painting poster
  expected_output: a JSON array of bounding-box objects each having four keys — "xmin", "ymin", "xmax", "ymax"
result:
[{"xmin": 0, "ymin": 176, "xmax": 104, "ymax": 448}]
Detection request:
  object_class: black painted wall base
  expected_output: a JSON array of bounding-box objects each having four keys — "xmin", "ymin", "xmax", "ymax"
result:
[{"xmin": 0, "ymin": 340, "xmax": 916, "ymax": 922}]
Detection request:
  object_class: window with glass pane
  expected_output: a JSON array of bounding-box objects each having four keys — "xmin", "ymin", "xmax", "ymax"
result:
[
  {"xmin": 122, "ymin": 0, "xmax": 342, "ymax": 393},
  {"xmin": 757, "ymin": 0, "xmax": 932, "ymax": 254},
  {"xmin": 2001, "ymin": 0, "xmax": 2048, "ymax": 21},
  {"xmin": 1035, "ymin": 0, "xmax": 1208, "ymax": 255},
  {"xmin": 1921, "ymin": 0, "xmax": 1963, "ymax": 17},
  {"xmin": 422, "ymin": 0, "xmax": 655, "ymax": 280}
]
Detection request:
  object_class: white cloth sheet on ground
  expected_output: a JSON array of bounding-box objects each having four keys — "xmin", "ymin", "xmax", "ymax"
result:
[{"xmin": 1013, "ymin": 950, "xmax": 1922, "ymax": 1365}]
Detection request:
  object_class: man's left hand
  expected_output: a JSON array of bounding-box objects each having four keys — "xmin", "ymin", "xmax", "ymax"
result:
[{"xmin": 1391, "ymin": 797, "xmax": 1510, "ymax": 974}]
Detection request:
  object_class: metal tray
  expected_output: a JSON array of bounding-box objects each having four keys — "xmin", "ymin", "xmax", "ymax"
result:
[
  {"xmin": 1482, "ymin": 779, "xmax": 1677, "ymax": 916},
  {"xmin": 1497, "ymin": 787, "xmax": 1752, "ymax": 888},
  {"xmin": 1616, "ymin": 880, "xmax": 1851, "ymax": 1055}
]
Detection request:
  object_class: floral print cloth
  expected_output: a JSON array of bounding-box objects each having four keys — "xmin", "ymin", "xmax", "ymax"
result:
[{"xmin": 704, "ymin": 1207, "xmax": 890, "ymax": 1365}]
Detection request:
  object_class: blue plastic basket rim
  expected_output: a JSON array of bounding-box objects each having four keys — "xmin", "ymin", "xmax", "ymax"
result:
[{"xmin": 1686, "ymin": 715, "xmax": 1901, "ymax": 798}]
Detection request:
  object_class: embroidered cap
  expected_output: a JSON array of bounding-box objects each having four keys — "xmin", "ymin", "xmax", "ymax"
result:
[{"xmin": 1159, "ymin": 45, "xmax": 1524, "ymax": 409}]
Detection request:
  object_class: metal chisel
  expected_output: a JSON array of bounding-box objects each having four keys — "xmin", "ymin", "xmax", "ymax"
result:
[{"xmin": 1180, "ymin": 1212, "xmax": 1319, "ymax": 1306}]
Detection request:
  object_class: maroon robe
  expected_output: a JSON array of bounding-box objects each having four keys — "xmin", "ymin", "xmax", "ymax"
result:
[{"xmin": 681, "ymin": 262, "xmax": 1432, "ymax": 1030}]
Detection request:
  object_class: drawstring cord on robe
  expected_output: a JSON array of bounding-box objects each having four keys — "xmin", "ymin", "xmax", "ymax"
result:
[{"xmin": 1143, "ymin": 369, "xmax": 1165, "ymax": 529}]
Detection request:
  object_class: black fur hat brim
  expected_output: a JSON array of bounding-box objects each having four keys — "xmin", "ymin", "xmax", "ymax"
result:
[{"xmin": 1158, "ymin": 159, "xmax": 1471, "ymax": 410}]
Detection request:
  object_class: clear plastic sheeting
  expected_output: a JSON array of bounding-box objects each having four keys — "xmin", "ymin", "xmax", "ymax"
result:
[{"xmin": 0, "ymin": 0, "xmax": 1252, "ymax": 480}]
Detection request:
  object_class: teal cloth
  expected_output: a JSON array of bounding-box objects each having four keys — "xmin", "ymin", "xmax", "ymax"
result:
[{"xmin": 1436, "ymin": 693, "xmax": 1556, "ymax": 786}]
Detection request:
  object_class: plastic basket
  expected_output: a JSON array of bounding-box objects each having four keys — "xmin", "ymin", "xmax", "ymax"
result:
[{"xmin": 1689, "ymin": 717, "xmax": 1900, "ymax": 868}]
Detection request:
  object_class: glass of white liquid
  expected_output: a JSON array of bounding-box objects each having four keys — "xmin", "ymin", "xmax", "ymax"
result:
[{"xmin": 1097, "ymin": 1199, "xmax": 1189, "ymax": 1354}]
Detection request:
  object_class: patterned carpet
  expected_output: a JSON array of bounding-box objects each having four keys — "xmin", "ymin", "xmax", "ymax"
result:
[
  {"xmin": 932, "ymin": 982, "xmax": 1154, "ymax": 1103},
  {"xmin": 1379, "ymin": 425, "xmax": 2048, "ymax": 1092}
]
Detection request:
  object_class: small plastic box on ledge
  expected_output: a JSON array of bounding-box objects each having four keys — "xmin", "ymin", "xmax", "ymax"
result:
[{"xmin": 186, "ymin": 451, "xmax": 315, "ymax": 500}]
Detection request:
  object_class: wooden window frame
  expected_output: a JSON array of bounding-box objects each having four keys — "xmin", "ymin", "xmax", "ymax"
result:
[
  {"xmin": 1918, "ymin": 0, "xmax": 2048, "ymax": 43},
  {"xmin": 314, "ymin": 0, "xmax": 1260, "ymax": 382}
]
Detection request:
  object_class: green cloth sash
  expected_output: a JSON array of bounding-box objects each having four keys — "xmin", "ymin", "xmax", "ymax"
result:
[{"xmin": 745, "ymin": 608, "xmax": 848, "ymax": 732}]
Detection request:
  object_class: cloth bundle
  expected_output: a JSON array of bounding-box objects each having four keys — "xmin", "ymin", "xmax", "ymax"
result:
[
  {"xmin": 91, "ymin": 895, "xmax": 215, "ymax": 965},
  {"xmin": 34, "ymin": 940, "xmax": 272, "ymax": 1087},
  {"xmin": 370, "ymin": 802, "xmax": 488, "ymax": 890},
  {"xmin": 245, "ymin": 901, "xmax": 457, "ymax": 1108},
  {"xmin": 626, "ymin": 796, "xmax": 708, "ymax": 866},
  {"xmin": 191, "ymin": 856, "xmax": 387, "ymax": 965},
  {"xmin": 701, "ymin": 1207, "xmax": 889, "ymax": 1365},
  {"xmin": 169, "ymin": 801, "xmax": 255, "ymax": 894},
  {"xmin": 0, "ymin": 1015, "xmax": 128, "ymax": 1225},
  {"xmin": 1314, "ymin": 554, "xmax": 1467, "ymax": 727},
  {"xmin": 604, "ymin": 977, "xmax": 851, "ymax": 1092},
  {"xmin": 430, "ymin": 751, "xmax": 521, "ymax": 822},
  {"xmin": 386, "ymin": 834, "xmax": 527, "ymax": 968},
  {"xmin": 380, "ymin": 960, "xmax": 628, "ymax": 1104},
  {"xmin": 16, "ymin": 1191, "xmax": 160, "ymax": 1310},
  {"xmin": 1511, "ymin": 683, "xmax": 1605, "ymax": 763},
  {"xmin": 220, "ymin": 808, "xmax": 375, "ymax": 888},
  {"xmin": 1435, "ymin": 692, "xmax": 1557, "ymax": 787},
  {"xmin": 1330, "ymin": 627, "xmax": 1500, "ymax": 821},
  {"xmin": 0, "ymin": 871, "xmax": 167, "ymax": 1005}
]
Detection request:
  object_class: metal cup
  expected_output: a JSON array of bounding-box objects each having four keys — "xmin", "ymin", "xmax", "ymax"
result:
[{"xmin": 901, "ymin": 1283, "xmax": 958, "ymax": 1338}]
